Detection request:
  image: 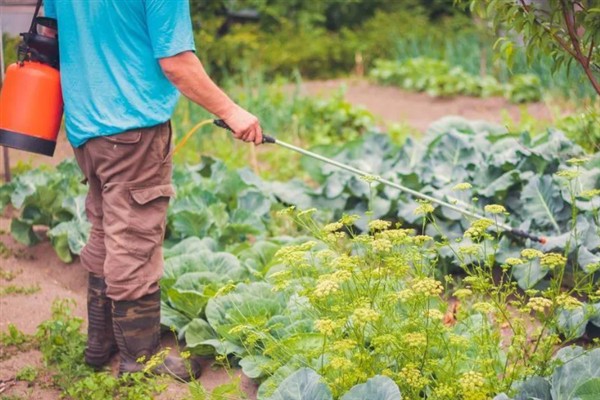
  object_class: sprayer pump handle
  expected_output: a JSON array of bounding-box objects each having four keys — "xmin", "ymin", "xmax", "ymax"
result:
[{"xmin": 213, "ymin": 119, "xmax": 275, "ymax": 144}]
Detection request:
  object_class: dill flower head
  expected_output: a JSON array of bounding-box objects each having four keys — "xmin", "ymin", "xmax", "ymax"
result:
[
  {"xmin": 484, "ymin": 204, "xmax": 506, "ymax": 214},
  {"xmin": 580, "ymin": 189, "xmax": 600, "ymax": 199},
  {"xmin": 473, "ymin": 301, "xmax": 495, "ymax": 313},
  {"xmin": 452, "ymin": 182, "xmax": 472, "ymax": 191},
  {"xmin": 453, "ymin": 288, "xmax": 473, "ymax": 299},
  {"xmin": 556, "ymin": 294, "xmax": 583, "ymax": 310},
  {"xmin": 505, "ymin": 257, "xmax": 524, "ymax": 266},
  {"xmin": 464, "ymin": 218, "xmax": 494, "ymax": 239},
  {"xmin": 399, "ymin": 364, "xmax": 430, "ymax": 389},
  {"xmin": 567, "ymin": 157, "xmax": 589, "ymax": 166},
  {"xmin": 339, "ymin": 214, "xmax": 360, "ymax": 225},
  {"xmin": 460, "ymin": 371, "xmax": 486, "ymax": 400},
  {"xmin": 540, "ymin": 252, "xmax": 567, "ymax": 269},
  {"xmin": 555, "ymin": 169, "xmax": 581, "ymax": 180},
  {"xmin": 411, "ymin": 277, "xmax": 444, "ymax": 296},
  {"xmin": 296, "ymin": 207, "xmax": 316, "ymax": 217},
  {"xmin": 414, "ymin": 202, "xmax": 435, "ymax": 215},
  {"xmin": 372, "ymin": 238, "xmax": 393, "ymax": 253},
  {"xmin": 527, "ymin": 297, "xmax": 553, "ymax": 313},
  {"xmin": 314, "ymin": 278, "xmax": 339, "ymax": 298},
  {"xmin": 368, "ymin": 219, "xmax": 392, "ymax": 232},
  {"xmin": 314, "ymin": 319, "xmax": 337, "ymax": 336},
  {"xmin": 323, "ymin": 222, "xmax": 344, "ymax": 233},
  {"xmin": 352, "ymin": 307, "xmax": 380, "ymax": 324},
  {"xmin": 330, "ymin": 356, "xmax": 353, "ymax": 370},
  {"xmin": 521, "ymin": 248, "xmax": 543, "ymax": 259}
]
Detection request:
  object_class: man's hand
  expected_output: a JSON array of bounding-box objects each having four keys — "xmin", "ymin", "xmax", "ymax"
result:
[
  {"xmin": 221, "ymin": 106, "xmax": 263, "ymax": 145},
  {"xmin": 159, "ymin": 51, "xmax": 263, "ymax": 145}
]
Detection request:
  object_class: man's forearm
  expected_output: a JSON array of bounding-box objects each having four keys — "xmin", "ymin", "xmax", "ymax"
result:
[{"xmin": 159, "ymin": 51, "xmax": 239, "ymax": 119}]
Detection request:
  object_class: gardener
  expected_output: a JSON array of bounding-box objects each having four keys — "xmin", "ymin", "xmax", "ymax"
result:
[{"xmin": 44, "ymin": 0, "xmax": 262, "ymax": 380}]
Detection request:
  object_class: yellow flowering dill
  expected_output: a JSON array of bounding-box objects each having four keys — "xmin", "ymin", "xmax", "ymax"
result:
[
  {"xmin": 323, "ymin": 222, "xmax": 344, "ymax": 232},
  {"xmin": 540, "ymin": 252, "xmax": 567, "ymax": 269},
  {"xmin": 453, "ymin": 288, "xmax": 473, "ymax": 299},
  {"xmin": 411, "ymin": 277, "xmax": 444, "ymax": 296},
  {"xmin": 473, "ymin": 301, "xmax": 495, "ymax": 313},
  {"xmin": 414, "ymin": 202, "xmax": 435, "ymax": 215},
  {"xmin": 332, "ymin": 269, "xmax": 352, "ymax": 282},
  {"xmin": 567, "ymin": 157, "xmax": 589, "ymax": 166},
  {"xmin": 484, "ymin": 204, "xmax": 506, "ymax": 214},
  {"xmin": 556, "ymin": 294, "xmax": 583, "ymax": 310},
  {"xmin": 460, "ymin": 371, "xmax": 487, "ymax": 400},
  {"xmin": 214, "ymin": 282, "xmax": 236, "ymax": 297},
  {"xmin": 580, "ymin": 189, "xmax": 600, "ymax": 199},
  {"xmin": 314, "ymin": 319, "xmax": 337, "ymax": 336},
  {"xmin": 372, "ymin": 334, "xmax": 397, "ymax": 350},
  {"xmin": 332, "ymin": 339, "xmax": 356, "ymax": 352},
  {"xmin": 449, "ymin": 334, "xmax": 469, "ymax": 347},
  {"xmin": 402, "ymin": 332, "xmax": 427, "ymax": 347},
  {"xmin": 521, "ymin": 248, "xmax": 544, "ymax": 259},
  {"xmin": 339, "ymin": 213, "xmax": 360, "ymax": 225},
  {"xmin": 425, "ymin": 309, "xmax": 444, "ymax": 320},
  {"xmin": 352, "ymin": 234, "xmax": 371, "ymax": 244},
  {"xmin": 527, "ymin": 297, "xmax": 553, "ymax": 312},
  {"xmin": 332, "ymin": 254, "xmax": 359, "ymax": 270},
  {"xmin": 505, "ymin": 257, "xmax": 524, "ymax": 266},
  {"xmin": 458, "ymin": 244, "xmax": 481, "ymax": 257},
  {"xmin": 368, "ymin": 219, "xmax": 392, "ymax": 231},
  {"xmin": 413, "ymin": 235, "xmax": 433, "ymax": 245},
  {"xmin": 314, "ymin": 278, "xmax": 340, "ymax": 297},
  {"xmin": 352, "ymin": 307, "xmax": 380, "ymax": 324},
  {"xmin": 372, "ymin": 238, "xmax": 393, "ymax": 253},
  {"xmin": 555, "ymin": 170, "xmax": 581, "ymax": 180},
  {"xmin": 432, "ymin": 384, "xmax": 455, "ymax": 398},
  {"xmin": 464, "ymin": 218, "xmax": 494, "ymax": 240},
  {"xmin": 452, "ymin": 182, "xmax": 473, "ymax": 191},
  {"xmin": 396, "ymin": 288, "xmax": 415, "ymax": 301},
  {"xmin": 324, "ymin": 232, "xmax": 346, "ymax": 244},
  {"xmin": 399, "ymin": 364, "xmax": 430, "ymax": 389},
  {"xmin": 330, "ymin": 356, "xmax": 353, "ymax": 370}
]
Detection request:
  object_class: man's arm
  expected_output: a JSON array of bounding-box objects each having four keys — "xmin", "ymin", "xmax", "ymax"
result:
[{"xmin": 159, "ymin": 51, "xmax": 262, "ymax": 145}]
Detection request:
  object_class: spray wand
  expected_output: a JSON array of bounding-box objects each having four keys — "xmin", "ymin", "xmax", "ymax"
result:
[{"xmin": 179, "ymin": 118, "xmax": 547, "ymax": 244}]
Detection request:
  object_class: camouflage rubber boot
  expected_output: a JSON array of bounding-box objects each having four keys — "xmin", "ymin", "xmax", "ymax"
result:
[
  {"xmin": 111, "ymin": 290, "xmax": 200, "ymax": 380},
  {"xmin": 85, "ymin": 274, "xmax": 118, "ymax": 368}
]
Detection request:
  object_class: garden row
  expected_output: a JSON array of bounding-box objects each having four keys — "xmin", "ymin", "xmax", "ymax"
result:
[{"xmin": 1, "ymin": 117, "xmax": 599, "ymax": 399}]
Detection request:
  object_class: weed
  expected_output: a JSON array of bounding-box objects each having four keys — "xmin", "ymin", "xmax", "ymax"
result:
[
  {"xmin": 0, "ymin": 284, "xmax": 40, "ymax": 296},
  {"xmin": 0, "ymin": 241, "xmax": 12, "ymax": 258},
  {"xmin": 0, "ymin": 324, "xmax": 34, "ymax": 348},
  {"xmin": 15, "ymin": 366, "xmax": 38, "ymax": 383},
  {"xmin": 0, "ymin": 268, "xmax": 20, "ymax": 281}
]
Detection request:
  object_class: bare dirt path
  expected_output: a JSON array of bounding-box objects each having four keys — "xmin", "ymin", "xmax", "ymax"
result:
[{"xmin": 0, "ymin": 79, "xmax": 557, "ymax": 399}]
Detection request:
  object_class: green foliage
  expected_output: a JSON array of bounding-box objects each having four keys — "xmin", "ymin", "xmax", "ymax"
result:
[
  {"xmin": 15, "ymin": 366, "xmax": 38, "ymax": 383},
  {"xmin": 0, "ymin": 159, "xmax": 88, "ymax": 262},
  {"xmin": 370, "ymin": 58, "xmax": 542, "ymax": 102},
  {"xmin": 556, "ymin": 107, "xmax": 600, "ymax": 153},
  {"xmin": 460, "ymin": 0, "xmax": 600, "ymax": 97},
  {"xmin": 0, "ymin": 323, "xmax": 33, "ymax": 348}
]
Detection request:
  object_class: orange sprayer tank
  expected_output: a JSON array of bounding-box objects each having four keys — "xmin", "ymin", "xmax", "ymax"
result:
[{"xmin": 0, "ymin": 61, "xmax": 63, "ymax": 156}]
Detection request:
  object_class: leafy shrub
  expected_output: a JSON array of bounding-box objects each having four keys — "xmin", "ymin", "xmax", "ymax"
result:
[{"xmin": 370, "ymin": 57, "xmax": 544, "ymax": 102}]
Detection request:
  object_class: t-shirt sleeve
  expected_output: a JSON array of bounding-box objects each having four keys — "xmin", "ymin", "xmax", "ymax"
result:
[
  {"xmin": 144, "ymin": 0, "xmax": 196, "ymax": 59},
  {"xmin": 44, "ymin": 0, "xmax": 57, "ymax": 18}
]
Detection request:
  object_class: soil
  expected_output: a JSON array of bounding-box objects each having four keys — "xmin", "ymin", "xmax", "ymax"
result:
[{"xmin": 0, "ymin": 80, "xmax": 556, "ymax": 399}]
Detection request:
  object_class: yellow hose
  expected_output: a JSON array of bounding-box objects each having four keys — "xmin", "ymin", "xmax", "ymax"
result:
[{"xmin": 173, "ymin": 119, "xmax": 214, "ymax": 155}]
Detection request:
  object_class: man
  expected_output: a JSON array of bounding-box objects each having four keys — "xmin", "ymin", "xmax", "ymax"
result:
[{"xmin": 44, "ymin": 0, "xmax": 262, "ymax": 380}]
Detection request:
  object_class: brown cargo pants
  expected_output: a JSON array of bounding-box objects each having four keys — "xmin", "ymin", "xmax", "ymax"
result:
[{"xmin": 73, "ymin": 121, "xmax": 175, "ymax": 301}]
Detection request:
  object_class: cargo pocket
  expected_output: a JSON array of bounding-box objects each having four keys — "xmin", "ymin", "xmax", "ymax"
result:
[
  {"xmin": 104, "ymin": 129, "xmax": 142, "ymax": 144},
  {"xmin": 127, "ymin": 184, "xmax": 175, "ymax": 256}
]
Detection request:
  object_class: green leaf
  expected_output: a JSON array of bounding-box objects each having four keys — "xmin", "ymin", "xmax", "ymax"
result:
[
  {"xmin": 11, "ymin": 218, "xmax": 39, "ymax": 246},
  {"xmin": 520, "ymin": 175, "xmax": 567, "ymax": 234},
  {"xmin": 160, "ymin": 301, "xmax": 191, "ymax": 333},
  {"xmin": 573, "ymin": 378, "xmax": 600, "ymax": 400},
  {"xmin": 240, "ymin": 355, "xmax": 274, "ymax": 379},
  {"xmin": 266, "ymin": 368, "xmax": 333, "ymax": 400},
  {"xmin": 551, "ymin": 347, "xmax": 600, "ymax": 400},
  {"xmin": 340, "ymin": 375, "xmax": 402, "ymax": 400},
  {"xmin": 514, "ymin": 376, "xmax": 551, "ymax": 400},
  {"xmin": 512, "ymin": 259, "xmax": 549, "ymax": 290},
  {"xmin": 184, "ymin": 318, "xmax": 218, "ymax": 356}
]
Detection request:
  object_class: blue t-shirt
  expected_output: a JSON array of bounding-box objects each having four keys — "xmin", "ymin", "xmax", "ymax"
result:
[{"xmin": 44, "ymin": 0, "xmax": 195, "ymax": 147}]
